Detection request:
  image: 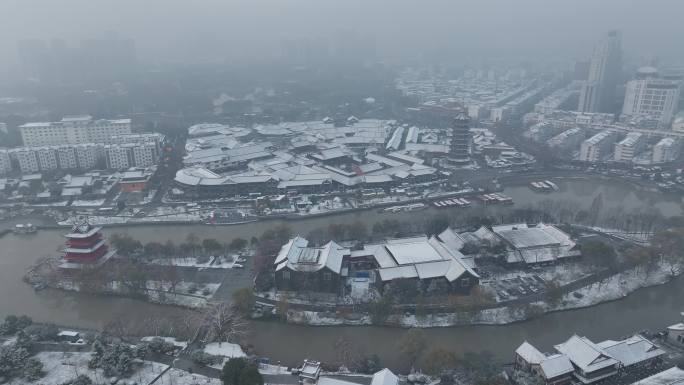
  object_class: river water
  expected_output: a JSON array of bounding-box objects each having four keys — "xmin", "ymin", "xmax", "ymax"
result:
[{"xmin": 0, "ymin": 178, "xmax": 682, "ymax": 369}]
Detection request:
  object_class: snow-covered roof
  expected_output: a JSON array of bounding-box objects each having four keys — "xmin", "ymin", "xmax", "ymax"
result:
[
  {"xmin": 375, "ymin": 236, "xmax": 477, "ymax": 282},
  {"xmin": 371, "ymin": 369, "xmax": 399, "ymax": 385},
  {"xmin": 631, "ymin": 366, "xmax": 684, "ymax": 385},
  {"xmin": 385, "ymin": 240, "xmax": 445, "ymax": 265},
  {"xmin": 318, "ymin": 378, "xmax": 362, "ymax": 385},
  {"xmin": 274, "ymin": 237, "xmax": 349, "ymax": 274},
  {"xmin": 495, "ymin": 227, "xmax": 559, "ymax": 249},
  {"xmin": 597, "ymin": 335, "xmax": 665, "ymax": 368},
  {"xmin": 378, "ymin": 265, "xmax": 419, "ymax": 281},
  {"xmin": 554, "ymin": 335, "xmax": 619, "ymax": 374},
  {"xmin": 515, "ymin": 341, "xmax": 545, "ymax": 365},
  {"xmin": 539, "ymin": 354, "xmax": 574, "ymax": 379},
  {"xmin": 668, "ymin": 323, "xmax": 684, "ymax": 331},
  {"xmin": 437, "ymin": 227, "xmax": 466, "ymax": 251}
]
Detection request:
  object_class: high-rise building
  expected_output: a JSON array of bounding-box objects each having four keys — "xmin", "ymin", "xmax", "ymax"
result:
[
  {"xmin": 20, "ymin": 115, "xmax": 131, "ymax": 147},
  {"xmin": 448, "ymin": 112, "xmax": 472, "ymax": 164},
  {"xmin": 652, "ymin": 137, "xmax": 680, "ymax": 163},
  {"xmin": 578, "ymin": 30, "xmax": 622, "ymax": 113},
  {"xmin": 75, "ymin": 144, "xmax": 101, "ymax": 170},
  {"xmin": 0, "ymin": 149, "xmax": 12, "ymax": 175},
  {"xmin": 105, "ymin": 146, "xmax": 132, "ymax": 169},
  {"xmin": 56, "ymin": 146, "xmax": 79, "ymax": 169},
  {"xmin": 622, "ymin": 67, "xmax": 680, "ymax": 125},
  {"xmin": 132, "ymin": 143, "xmax": 157, "ymax": 168},
  {"xmin": 12, "ymin": 148, "xmax": 40, "ymax": 173},
  {"xmin": 0, "ymin": 122, "xmax": 7, "ymax": 134},
  {"xmin": 614, "ymin": 132, "xmax": 645, "ymax": 162},
  {"xmin": 36, "ymin": 147, "xmax": 58, "ymax": 170},
  {"xmin": 579, "ymin": 130, "xmax": 618, "ymax": 162}
]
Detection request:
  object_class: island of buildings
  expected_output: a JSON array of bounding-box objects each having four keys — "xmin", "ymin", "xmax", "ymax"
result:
[{"xmin": 270, "ymin": 223, "xmax": 578, "ymax": 299}]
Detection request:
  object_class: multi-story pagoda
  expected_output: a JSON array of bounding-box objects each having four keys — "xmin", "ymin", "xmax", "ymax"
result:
[
  {"xmin": 447, "ymin": 112, "xmax": 472, "ymax": 165},
  {"xmin": 60, "ymin": 220, "xmax": 116, "ymax": 269}
]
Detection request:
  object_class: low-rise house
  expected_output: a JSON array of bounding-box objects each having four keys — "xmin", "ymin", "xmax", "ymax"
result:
[
  {"xmin": 667, "ymin": 313, "xmax": 684, "ymax": 346},
  {"xmin": 554, "ymin": 335, "xmax": 620, "ymax": 384},
  {"xmin": 57, "ymin": 330, "xmax": 81, "ymax": 343},
  {"xmin": 515, "ymin": 341, "xmax": 545, "ymax": 371},
  {"xmin": 597, "ymin": 335, "xmax": 665, "ymax": 372},
  {"xmin": 298, "ymin": 360, "xmax": 321, "ymax": 385},
  {"xmin": 537, "ymin": 354, "xmax": 575, "ymax": 385},
  {"xmin": 514, "ymin": 342, "xmax": 574, "ymax": 385},
  {"xmin": 491, "ymin": 223, "xmax": 580, "ymax": 265}
]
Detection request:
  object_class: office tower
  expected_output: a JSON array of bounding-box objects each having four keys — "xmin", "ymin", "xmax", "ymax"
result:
[
  {"xmin": 622, "ymin": 67, "xmax": 680, "ymax": 125},
  {"xmin": 578, "ymin": 31, "xmax": 622, "ymax": 113}
]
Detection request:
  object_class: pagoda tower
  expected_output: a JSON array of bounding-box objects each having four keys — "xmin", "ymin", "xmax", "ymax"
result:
[
  {"xmin": 60, "ymin": 220, "xmax": 115, "ymax": 269},
  {"xmin": 448, "ymin": 112, "xmax": 472, "ymax": 164}
]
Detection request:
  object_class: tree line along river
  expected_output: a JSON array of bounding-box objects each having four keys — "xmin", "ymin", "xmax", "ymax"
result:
[{"xmin": 0, "ymin": 177, "xmax": 683, "ymax": 369}]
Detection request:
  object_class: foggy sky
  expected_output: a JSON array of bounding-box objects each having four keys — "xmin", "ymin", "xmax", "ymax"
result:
[{"xmin": 1, "ymin": 0, "xmax": 684, "ymax": 67}]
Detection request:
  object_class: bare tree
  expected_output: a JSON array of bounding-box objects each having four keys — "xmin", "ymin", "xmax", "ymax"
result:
[{"xmin": 202, "ymin": 303, "xmax": 248, "ymax": 344}]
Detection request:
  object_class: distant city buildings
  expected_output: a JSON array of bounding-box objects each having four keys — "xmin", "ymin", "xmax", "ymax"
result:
[
  {"xmin": 20, "ymin": 115, "xmax": 131, "ymax": 147},
  {"xmin": 1, "ymin": 132, "xmax": 164, "ymax": 174},
  {"xmin": 673, "ymin": 112, "xmax": 684, "ymax": 132},
  {"xmin": 622, "ymin": 67, "xmax": 680, "ymax": 126},
  {"xmin": 579, "ymin": 30, "xmax": 622, "ymax": 113},
  {"xmin": 547, "ymin": 127, "xmax": 585, "ymax": 151}
]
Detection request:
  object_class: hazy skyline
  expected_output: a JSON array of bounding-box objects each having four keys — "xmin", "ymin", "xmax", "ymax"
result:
[{"xmin": 1, "ymin": 0, "xmax": 684, "ymax": 67}]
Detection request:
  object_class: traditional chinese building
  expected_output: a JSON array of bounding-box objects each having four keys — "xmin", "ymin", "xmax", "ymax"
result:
[{"xmin": 60, "ymin": 220, "xmax": 116, "ymax": 269}]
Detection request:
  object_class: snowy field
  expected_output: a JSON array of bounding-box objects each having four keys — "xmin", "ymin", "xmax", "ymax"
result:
[
  {"xmin": 141, "ymin": 336, "xmax": 188, "ymax": 350},
  {"xmin": 55, "ymin": 280, "xmax": 219, "ymax": 308},
  {"xmin": 71, "ymin": 199, "xmax": 106, "ymax": 207},
  {"xmin": 203, "ymin": 342, "xmax": 246, "ymax": 370},
  {"xmin": 147, "ymin": 256, "xmax": 239, "ymax": 269},
  {"xmin": 203, "ymin": 342, "xmax": 246, "ymax": 358},
  {"xmin": 10, "ymin": 352, "xmax": 169, "ymax": 385},
  {"xmin": 154, "ymin": 368, "xmax": 221, "ymax": 385}
]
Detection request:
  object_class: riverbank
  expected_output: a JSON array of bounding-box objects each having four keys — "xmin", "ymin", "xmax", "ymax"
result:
[{"xmin": 283, "ymin": 261, "xmax": 681, "ymax": 328}]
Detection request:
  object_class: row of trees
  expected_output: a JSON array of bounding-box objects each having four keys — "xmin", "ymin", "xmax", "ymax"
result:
[
  {"xmin": 332, "ymin": 330, "xmax": 504, "ymax": 383},
  {"xmin": 110, "ymin": 233, "xmax": 249, "ymax": 258}
]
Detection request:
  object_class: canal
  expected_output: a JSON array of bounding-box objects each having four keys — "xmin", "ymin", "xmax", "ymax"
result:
[{"xmin": 0, "ymin": 177, "xmax": 682, "ymax": 369}]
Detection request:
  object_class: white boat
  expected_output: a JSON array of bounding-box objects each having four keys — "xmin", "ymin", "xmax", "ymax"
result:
[
  {"xmin": 406, "ymin": 203, "xmax": 426, "ymax": 211},
  {"xmin": 14, "ymin": 223, "xmax": 37, "ymax": 234},
  {"xmin": 544, "ymin": 180, "xmax": 559, "ymax": 190}
]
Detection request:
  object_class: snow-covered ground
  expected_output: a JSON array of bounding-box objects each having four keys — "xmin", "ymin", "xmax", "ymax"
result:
[
  {"xmin": 203, "ymin": 342, "xmax": 247, "ymax": 370},
  {"xmin": 549, "ymin": 263, "xmax": 676, "ymax": 311},
  {"xmin": 71, "ymin": 199, "xmax": 106, "ymax": 207},
  {"xmin": 55, "ymin": 280, "xmax": 219, "ymax": 308},
  {"xmin": 32, "ymin": 201, "xmax": 70, "ymax": 207},
  {"xmin": 147, "ymin": 255, "xmax": 239, "ymax": 269},
  {"xmin": 155, "ymin": 368, "xmax": 221, "ymax": 385},
  {"xmin": 10, "ymin": 352, "xmax": 169, "ymax": 385},
  {"xmin": 203, "ymin": 342, "xmax": 246, "ymax": 358},
  {"xmin": 141, "ymin": 336, "xmax": 188, "ymax": 350},
  {"xmin": 58, "ymin": 215, "xmax": 128, "ymax": 226}
]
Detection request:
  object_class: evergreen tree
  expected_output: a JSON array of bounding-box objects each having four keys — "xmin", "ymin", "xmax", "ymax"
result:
[{"xmin": 221, "ymin": 358, "xmax": 263, "ymax": 385}]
